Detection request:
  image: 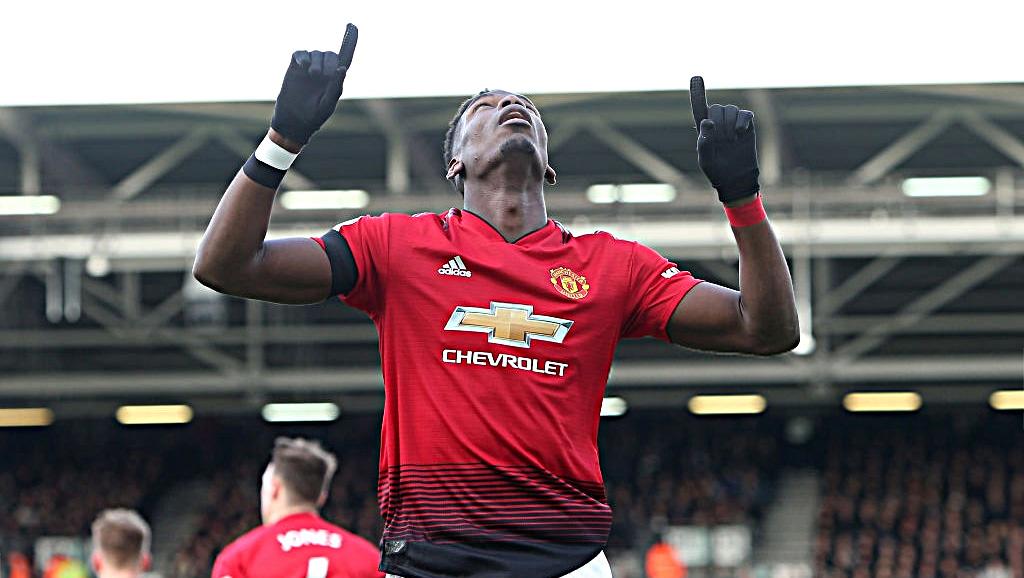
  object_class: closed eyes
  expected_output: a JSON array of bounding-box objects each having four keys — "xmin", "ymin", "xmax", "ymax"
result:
[{"xmin": 470, "ymin": 95, "xmax": 540, "ymax": 116}]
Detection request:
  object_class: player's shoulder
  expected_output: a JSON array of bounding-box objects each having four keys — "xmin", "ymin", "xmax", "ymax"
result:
[
  {"xmin": 333, "ymin": 210, "xmax": 445, "ymax": 232},
  {"xmin": 215, "ymin": 525, "xmax": 269, "ymax": 563},
  {"xmin": 561, "ymin": 223, "xmax": 641, "ymax": 252},
  {"xmin": 571, "ymin": 228, "xmax": 627, "ymax": 244},
  {"xmin": 314, "ymin": 519, "xmax": 378, "ymax": 553},
  {"xmin": 383, "ymin": 208, "xmax": 482, "ymax": 237}
]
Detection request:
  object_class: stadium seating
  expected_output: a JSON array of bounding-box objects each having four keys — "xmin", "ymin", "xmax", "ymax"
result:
[
  {"xmin": 815, "ymin": 415, "xmax": 1022, "ymax": 578},
  {"xmin": 0, "ymin": 422, "xmax": 167, "ymax": 557},
  {"xmin": 5, "ymin": 411, "xmax": 1021, "ymax": 578}
]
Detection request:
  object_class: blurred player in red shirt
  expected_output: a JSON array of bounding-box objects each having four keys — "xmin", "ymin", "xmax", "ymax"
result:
[{"xmin": 212, "ymin": 438, "xmax": 383, "ymax": 578}]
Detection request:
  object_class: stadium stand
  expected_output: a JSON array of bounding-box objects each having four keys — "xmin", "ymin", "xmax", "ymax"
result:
[
  {"xmin": 0, "ymin": 423, "xmax": 167, "ymax": 556},
  {"xmin": 3, "ymin": 412, "xmax": 785, "ymax": 578},
  {"xmin": 5, "ymin": 410, "xmax": 1023, "ymax": 578},
  {"xmin": 815, "ymin": 415, "xmax": 1022, "ymax": 578},
  {"xmin": 600, "ymin": 413, "xmax": 780, "ymax": 552}
]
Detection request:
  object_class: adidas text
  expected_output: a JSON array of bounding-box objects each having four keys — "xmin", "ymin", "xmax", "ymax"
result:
[{"xmin": 438, "ymin": 256, "xmax": 472, "ymax": 278}]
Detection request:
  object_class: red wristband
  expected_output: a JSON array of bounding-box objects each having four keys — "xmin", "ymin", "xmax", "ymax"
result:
[{"xmin": 724, "ymin": 193, "xmax": 767, "ymax": 227}]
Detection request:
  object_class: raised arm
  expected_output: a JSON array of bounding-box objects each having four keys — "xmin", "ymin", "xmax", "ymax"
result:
[
  {"xmin": 192, "ymin": 25, "xmax": 359, "ymax": 305},
  {"xmin": 666, "ymin": 77, "xmax": 799, "ymax": 355}
]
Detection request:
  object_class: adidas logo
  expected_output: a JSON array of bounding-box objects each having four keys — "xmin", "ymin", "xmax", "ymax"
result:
[{"xmin": 438, "ymin": 256, "xmax": 472, "ymax": 278}]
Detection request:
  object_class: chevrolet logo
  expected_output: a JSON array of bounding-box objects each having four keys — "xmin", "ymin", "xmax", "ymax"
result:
[{"xmin": 444, "ymin": 302, "xmax": 573, "ymax": 349}]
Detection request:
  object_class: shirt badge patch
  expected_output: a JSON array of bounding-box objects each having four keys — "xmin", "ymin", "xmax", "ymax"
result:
[{"xmin": 549, "ymin": 266, "xmax": 590, "ymax": 300}]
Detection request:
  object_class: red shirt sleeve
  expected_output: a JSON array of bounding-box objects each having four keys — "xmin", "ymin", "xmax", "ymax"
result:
[
  {"xmin": 621, "ymin": 242, "xmax": 704, "ymax": 341},
  {"xmin": 326, "ymin": 214, "xmax": 392, "ymax": 316}
]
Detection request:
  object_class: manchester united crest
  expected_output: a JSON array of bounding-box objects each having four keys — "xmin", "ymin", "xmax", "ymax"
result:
[{"xmin": 549, "ymin": 266, "xmax": 590, "ymax": 300}]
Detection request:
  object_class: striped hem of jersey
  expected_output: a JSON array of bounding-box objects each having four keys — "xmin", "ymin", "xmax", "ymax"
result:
[{"xmin": 378, "ymin": 462, "xmax": 610, "ymax": 544}]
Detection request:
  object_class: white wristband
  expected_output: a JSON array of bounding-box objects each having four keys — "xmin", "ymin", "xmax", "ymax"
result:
[{"xmin": 254, "ymin": 135, "xmax": 299, "ymax": 170}]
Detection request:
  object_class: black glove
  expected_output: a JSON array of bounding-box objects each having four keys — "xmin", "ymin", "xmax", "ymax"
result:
[
  {"xmin": 689, "ymin": 76, "xmax": 760, "ymax": 204},
  {"xmin": 271, "ymin": 24, "xmax": 359, "ymax": 146}
]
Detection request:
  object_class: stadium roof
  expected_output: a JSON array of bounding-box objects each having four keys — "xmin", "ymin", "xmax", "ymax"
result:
[{"xmin": 2, "ymin": 82, "xmax": 1024, "ymax": 412}]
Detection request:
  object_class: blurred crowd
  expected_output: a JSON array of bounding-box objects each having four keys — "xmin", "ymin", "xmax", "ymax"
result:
[
  {"xmin": 815, "ymin": 417, "xmax": 1024, "ymax": 578},
  {"xmin": 7, "ymin": 410, "xmax": 1022, "ymax": 578},
  {"xmin": 0, "ymin": 424, "xmax": 167, "ymax": 558},
  {"xmin": 2, "ymin": 411, "xmax": 778, "ymax": 578},
  {"xmin": 600, "ymin": 414, "xmax": 780, "ymax": 551}
]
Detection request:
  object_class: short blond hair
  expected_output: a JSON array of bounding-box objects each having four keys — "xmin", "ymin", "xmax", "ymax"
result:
[{"xmin": 91, "ymin": 509, "xmax": 151, "ymax": 569}]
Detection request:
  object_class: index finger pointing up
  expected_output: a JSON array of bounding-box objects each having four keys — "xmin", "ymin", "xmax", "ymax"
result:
[
  {"xmin": 338, "ymin": 23, "xmax": 359, "ymax": 69},
  {"xmin": 690, "ymin": 76, "xmax": 708, "ymax": 128}
]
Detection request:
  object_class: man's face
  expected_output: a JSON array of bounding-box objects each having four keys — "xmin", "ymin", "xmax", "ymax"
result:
[{"xmin": 451, "ymin": 90, "xmax": 553, "ymax": 184}]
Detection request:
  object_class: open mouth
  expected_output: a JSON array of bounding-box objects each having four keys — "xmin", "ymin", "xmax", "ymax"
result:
[{"xmin": 499, "ymin": 106, "xmax": 531, "ymax": 126}]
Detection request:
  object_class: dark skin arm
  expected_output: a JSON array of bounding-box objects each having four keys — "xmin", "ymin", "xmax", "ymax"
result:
[
  {"xmin": 666, "ymin": 78, "xmax": 799, "ymax": 355},
  {"xmin": 667, "ymin": 193, "xmax": 799, "ymax": 355},
  {"xmin": 192, "ymin": 130, "xmax": 333, "ymax": 305},
  {"xmin": 194, "ymin": 29, "xmax": 357, "ymax": 305}
]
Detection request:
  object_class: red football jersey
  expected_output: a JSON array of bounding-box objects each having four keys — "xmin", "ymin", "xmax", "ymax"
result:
[
  {"xmin": 331, "ymin": 209, "xmax": 703, "ymax": 578},
  {"xmin": 211, "ymin": 512, "xmax": 384, "ymax": 578}
]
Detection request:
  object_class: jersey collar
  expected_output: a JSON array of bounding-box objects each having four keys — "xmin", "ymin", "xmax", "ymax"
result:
[{"xmin": 455, "ymin": 209, "xmax": 563, "ymax": 246}]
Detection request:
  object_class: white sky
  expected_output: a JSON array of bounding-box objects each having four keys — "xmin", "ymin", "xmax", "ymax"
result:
[{"xmin": 2, "ymin": 0, "xmax": 1022, "ymax": 106}]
